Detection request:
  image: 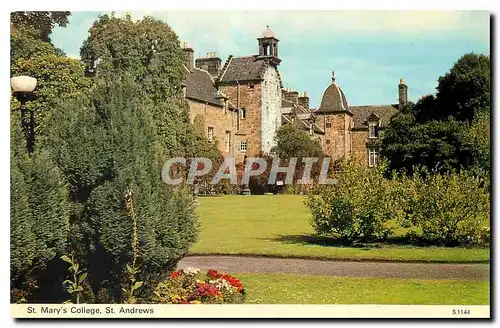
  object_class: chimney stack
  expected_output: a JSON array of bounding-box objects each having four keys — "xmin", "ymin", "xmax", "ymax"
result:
[
  {"xmin": 284, "ymin": 88, "xmax": 299, "ymax": 104},
  {"xmin": 182, "ymin": 42, "xmax": 194, "ymax": 71},
  {"xmin": 195, "ymin": 52, "xmax": 222, "ymax": 78},
  {"xmin": 398, "ymin": 78, "xmax": 408, "ymax": 107},
  {"xmin": 298, "ymin": 91, "xmax": 309, "ymax": 109}
]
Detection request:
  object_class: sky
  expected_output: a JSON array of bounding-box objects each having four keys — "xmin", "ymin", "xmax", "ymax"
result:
[{"xmin": 50, "ymin": 11, "xmax": 490, "ymax": 108}]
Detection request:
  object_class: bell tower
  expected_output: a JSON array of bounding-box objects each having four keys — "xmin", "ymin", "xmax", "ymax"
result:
[{"xmin": 257, "ymin": 25, "xmax": 281, "ymax": 65}]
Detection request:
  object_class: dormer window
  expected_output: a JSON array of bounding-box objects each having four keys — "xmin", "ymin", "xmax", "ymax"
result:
[
  {"xmin": 367, "ymin": 112, "xmax": 380, "ymax": 138},
  {"xmin": 369, "ymin": 121, "xmax": 378, "ymax": 138}
]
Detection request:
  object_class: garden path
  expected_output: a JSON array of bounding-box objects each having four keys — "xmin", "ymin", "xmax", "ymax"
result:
[{"xmin": 177, "ymin": 256, "xmax": 489, "ymax": 281}]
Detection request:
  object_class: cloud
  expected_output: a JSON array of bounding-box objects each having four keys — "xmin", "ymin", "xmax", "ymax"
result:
[{"xmin": 113, "ymin": 10, "xmax": 489, "ymax": 38}]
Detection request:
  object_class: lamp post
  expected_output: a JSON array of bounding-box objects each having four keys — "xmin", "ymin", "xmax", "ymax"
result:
[{"xmin": 11, "ymin": 76, "xmax": 37, "ymax": 155}]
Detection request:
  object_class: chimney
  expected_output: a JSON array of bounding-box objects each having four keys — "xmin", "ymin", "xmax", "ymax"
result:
[
  {"xmin": 195, "ymin": 52, "xmax": 222, "ymax": 78},
  {"xmin": 298, "ymin": 91, "xmax": 309, "ymax": 109},
  {"xmin": 284, "ymin": 88, "xmax": 299, "ymax": 104},
  {"xmin": 182, "ymin": 42, "xmax": 194, "ymax": 71},
  {"xmin": 398, "ymin": 78, "xmax": 408, "ymax": 107}
]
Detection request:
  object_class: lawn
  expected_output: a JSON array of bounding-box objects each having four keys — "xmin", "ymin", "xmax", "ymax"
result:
[
  {"xmin": 238, "ymin": 273, "xmax": 490, "ymax": 305},
  {"xmin": 190, "ymin": 195, "xmax": 490, "ymax": 263}
]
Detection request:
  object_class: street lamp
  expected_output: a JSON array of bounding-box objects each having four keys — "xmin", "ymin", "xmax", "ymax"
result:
[{"xmin": 11, "ymin": 76, "xmax": 37, "ymax": 154}]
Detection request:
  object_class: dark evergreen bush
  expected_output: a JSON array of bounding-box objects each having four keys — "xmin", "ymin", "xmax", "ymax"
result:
[{"xmin": 46, "ymin": 76, "xmax": 198, "ymax": 301}]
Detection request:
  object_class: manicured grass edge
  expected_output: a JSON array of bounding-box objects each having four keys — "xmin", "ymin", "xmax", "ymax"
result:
[{"xmin": 186, "ymin": 252, "xmax": 491, "ymax": 264}]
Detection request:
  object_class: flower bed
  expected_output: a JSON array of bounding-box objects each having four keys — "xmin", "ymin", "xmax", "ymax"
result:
[{"xmin": 153, "ymin": 267, "xmax": 245, "ymax": 304}]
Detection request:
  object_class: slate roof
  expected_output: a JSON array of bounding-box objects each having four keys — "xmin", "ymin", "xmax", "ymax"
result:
[
  {"xmin": 218, "ymin": 55, "xmax": 283, "ymax": 87},
  {"xmin": 350, "ymin": 104, "xmax": 399, "ymax": 129},
  {"xmin": 281, "ymin": 99, "xmax": 324, "ymax": 134},
  {"xmin": 185, "ymin": 68, "xmax": 223, "ymax": 107},
  {"xmin": 315, "ymin": 82, "xmax": 352, "ymax": 114}
]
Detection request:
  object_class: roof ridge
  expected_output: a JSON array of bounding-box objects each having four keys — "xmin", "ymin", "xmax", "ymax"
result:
[{"xmin": 193, "ymin": 67, "xmax": 216, "ymax": 85}]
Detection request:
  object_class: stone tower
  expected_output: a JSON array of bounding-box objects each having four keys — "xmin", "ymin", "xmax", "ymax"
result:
[{"xmin": 314, "ymin": 71, "xmax": 353, "ymax": 162}]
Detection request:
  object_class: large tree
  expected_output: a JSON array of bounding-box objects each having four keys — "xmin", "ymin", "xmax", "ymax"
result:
[
  {"xmin": 79, "ymin": 13, "xmax": 198, "ymax": 159},
  {"xmin": 10, "ymin": 11, "xmax": 70, "ymax": 43},
  {"xmin": 381, "ymin": 53, "xmax": 490, "ymax": 174}
]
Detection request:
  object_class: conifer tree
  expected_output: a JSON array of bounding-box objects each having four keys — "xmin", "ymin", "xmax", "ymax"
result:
[{"xmin": 46, "ymin": 75, "xmax": 198, "ymax": 301}]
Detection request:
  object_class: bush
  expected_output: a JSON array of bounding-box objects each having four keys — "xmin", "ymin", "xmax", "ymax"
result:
[
  {"xmin": 45, "ymin": 76, "xmax": 198, "ymax": 302},
  {"xmin": 10, "ymin": 116, "xmax": 70, "ymax": 303},
  {"xmin": 401, "ymin": 169, "xmax": 490, "ymax": 246},
  {"xmin": 305, "ymin": 161, "xmax": 397, "ymax": 244},
  {"xmin": 152, "ymin": 268, "xmax": 245, "ymax": 304}
]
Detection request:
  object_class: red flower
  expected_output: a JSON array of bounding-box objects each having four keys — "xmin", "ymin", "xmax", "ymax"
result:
[
  {"xmin": 170, "ymin": 271, "xmax": 181, "ymax": 278},
  {"xmin": 207, "ymin": 269, "xmax": 221, "ymax": 278}
]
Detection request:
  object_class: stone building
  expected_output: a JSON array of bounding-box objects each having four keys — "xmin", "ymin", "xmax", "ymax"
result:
[
  {"xmin": 314, "ymin": 74, "xmax": 405, "ymax": 167},
  {"xmin": 182, "ymin": 26, "xmax": 406, "ymax": 168}
]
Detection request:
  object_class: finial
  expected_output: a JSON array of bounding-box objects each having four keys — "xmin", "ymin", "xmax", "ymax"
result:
[
  {"xmin": 400, "ymin": 78, "xmax": 405, "ymax": 84},
  {"xmin": 332, "ymin": 70, "xmax": 335, "ymax": 83},
  {"xmin": 267, "ymin": 25, "xmax": 270, "ymax": 29}
]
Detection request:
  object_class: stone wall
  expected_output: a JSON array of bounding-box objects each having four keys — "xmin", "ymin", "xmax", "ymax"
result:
[
  {"xmin": 321, "ymin": 112, "xmax": 352, "ymax": 162},
  {"xmin": 187, "ymin": 99, "xmax": 237, "ymax": 157},
  {"xmin": 219, "ymin": 82, "xmax": 262, "ymax": 164},
  {"xmin": 351, "ymin": 129, "xmax": 368, "ymax": 166},
  {"xmin": 260, "ymin": 66, "xmax": 282, "ymax": 154}
]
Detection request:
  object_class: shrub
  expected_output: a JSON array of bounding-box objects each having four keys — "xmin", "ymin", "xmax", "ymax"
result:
[
  {"xmin": 10, "ymin": 116, "xmax": 70, "ymax": 303},
  {"xmin": 152, "ymin": 268, "xmax": 245, "ymax": 304},
  {"xmin": 45, "ymin": 76, "xmax": 198, "ymax": 302},
  {"xmin": 305, "ymin": 161, "xmax": 397, "ymax": 244},
  {"xmin": 401, "ymin": 169, "xmax": 490, "ymax": 246}
]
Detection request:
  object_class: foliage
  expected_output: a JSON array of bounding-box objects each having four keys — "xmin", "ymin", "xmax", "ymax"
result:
[
  {"xmin": 399, "ymin": 169, "xmax": 490, "ymax": 246},
  {"xmin": 381, "ymin": 53, "xmax": 490, "ymax": 174},
  {"xmin": 152, "ymin": 268, "xmax": 245, "ymax": 304},
  {"xmin": 10, "ymin": 116, "xmax": 70, "ymax": 303},
  {"xmin": 11, "ymin": 14, "xmax": 91, "ymax": 141},
  {"xmin": 61, "ymin": 255, "xmax": 88, "ymax": 304},
  {"xmin": 45, "ymin": 75, "xmax": 198, "ymax": 302},
  {"xmin": 381, "ymin": 114, "xmax": 477, "ymax": 174},
  {"xmin": 11, "ymin": 11, "xmax": 71, "ymax": 42},
  {"xmin": 305, "ymin": 161, "xmax": 397, "ymax": 244},
  {"xmin": 80, "ymin": 13, "xmax": 202, "ymax": 161},
  {"xmin": 271, "ymin": 122, "xmax": 323, "ymax": 159},
  {"xmin": 11, "ymin": 53, "xmax": 92, "ymax": 139},
  {"xmin": 433, "ymin": 53, "xmax": 490, "ymax": 123}
]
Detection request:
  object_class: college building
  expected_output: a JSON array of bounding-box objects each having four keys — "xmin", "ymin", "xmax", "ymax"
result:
[{"xmin": 182, "ymin": 26, "xmax": 408, "ymax": 168}]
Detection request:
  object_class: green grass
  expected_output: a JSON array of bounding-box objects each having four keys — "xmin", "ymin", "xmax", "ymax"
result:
[
  {"xmin": 191, "ymin": 195, "xmax": 490, "ymax": 263},
  {"xmin": 238, "ymin": 273, "xmax": 490, "ymax": 304}
]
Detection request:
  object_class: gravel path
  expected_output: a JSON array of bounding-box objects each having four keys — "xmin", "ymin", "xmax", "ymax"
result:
[{"xmin": 177, "ymin": 255, "xmax": 489, "ymax": 281}]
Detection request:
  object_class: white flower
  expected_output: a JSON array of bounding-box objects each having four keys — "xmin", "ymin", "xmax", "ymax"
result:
[{"xmin": 182, "ymin": 267, "xmax": 200, "ymax": 275}]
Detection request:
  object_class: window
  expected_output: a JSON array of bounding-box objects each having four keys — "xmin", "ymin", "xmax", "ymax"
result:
[
  {"xmin": 240, "ymin": 140, "xmax": 248, "ymax": 152},
  {"xmin": 309, "ymin": 123, "xmax": 314, "ymax": 136},
  {"xmin": 225, "ymin": 131, "xmax": 231, "ymax": 152},
  {"xmin": 207, "ymin": 127, "xmax": 214, "ymax": 142},
  {"xmin": 325, "ymin": 119, "xmax": 332, "ymax": 128},
  {"xmin": 248, "ymin": 84, "xmax": 254, "ymax": 90},
  {"xmin": 241, "ymin": 108, "xmax": 247, "ymax": 119},
  {"xmin": 368, "ymin": 149, "xmax": 378, "ymax": 167},
  {"xmin": 369, "ymin": 121, "xmax": 378, "ymax": 138}
]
